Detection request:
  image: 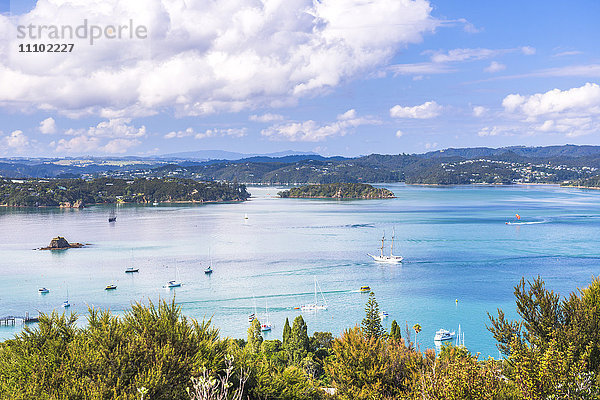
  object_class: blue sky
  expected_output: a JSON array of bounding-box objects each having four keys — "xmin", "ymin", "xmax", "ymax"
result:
[{"xmin": 0, "ymin": 0, "xmax": 599, "ymax": 157}]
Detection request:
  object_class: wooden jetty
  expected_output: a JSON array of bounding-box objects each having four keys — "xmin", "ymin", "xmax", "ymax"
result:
[{"xmin": 0, "ymin": 312, "xmax": 40, "ymax": 325}]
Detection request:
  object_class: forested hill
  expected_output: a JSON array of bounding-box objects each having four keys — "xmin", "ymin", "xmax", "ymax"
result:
[
  {"xmin": 278, "ymin": 183, "xmax": 395, "ymax": 199},
  {"xmin": 4, "ymin": 145, "xmax": 600, "ymax": 185},
  {"xmin": 0, "ymin": 178, "xmax": 249, "ymax": 207}
]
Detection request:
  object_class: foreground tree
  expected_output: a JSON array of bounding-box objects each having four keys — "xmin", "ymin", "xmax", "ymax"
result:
[{"xmin": 361, "ymin": 291, "xmax": 386, "ymax": 339}]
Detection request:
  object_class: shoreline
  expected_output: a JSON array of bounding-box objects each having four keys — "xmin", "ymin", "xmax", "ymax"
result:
[{"xmin": 0, "ymin": 198, "xmax": 248, "ymax": 208}]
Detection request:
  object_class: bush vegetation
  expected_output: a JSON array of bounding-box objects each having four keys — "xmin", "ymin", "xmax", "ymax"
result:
[{"xmin": 1, "ymin": 277, "xmax": 599, "ymax": 399}]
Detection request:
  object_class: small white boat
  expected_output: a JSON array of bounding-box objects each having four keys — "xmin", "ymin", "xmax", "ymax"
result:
[
  {"xmin": 368, "ymin": 229, "xmax": 403, "ymax": 263},
  {"xmin": 204, "ymin": 266, "xmax": 213, "ymax": 274},
  {"xmin": 38, "ymin": 287, "xmax": 49, "ymax": 294},
  {"xmin": 166, "ymin": 280, "xmax": 181, "ymax": 288},
  {"xmin": 300, "ymin": 278, "xmax": 328, "ymax": 311},
  {"xmin": 153, "ymin": 201, "xmax": 159, "ymax": 206},
  {"xmin": 248, "ymin": 313, "xmax": 255, "ymax": 323},
  {"xmin": 105, "ymin": 284, "xmax": 117, "ymax": 290},
  {"xmin": 244, "ymin": 213, "xmax": 248, "ymax": 220},
  {"xmin": 62, "ymin": 300, "xmax": 70, "ymax": 308},
  {"xmin": 379, "ymin": 311, "xmax": 389, "ymax": 319},
  {"xmin": 125, "ymin": 267, "xmax": 139, "ymax": 273},
  {"xmin": 434, "ymin": 329, "xmax": 455, "ymax": 341},
  {"xmin": 261, "ymin": 302, "xmax": 272, "ymax": 331}
]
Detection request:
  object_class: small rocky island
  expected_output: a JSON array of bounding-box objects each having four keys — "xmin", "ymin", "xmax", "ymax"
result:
[
  {"xmin": 39, "ymin": 236, "xmax": 85, "ymax": 250},
  {"xmin": 278, "ymin": 183, "xmax": 395, "ymax": 199}
]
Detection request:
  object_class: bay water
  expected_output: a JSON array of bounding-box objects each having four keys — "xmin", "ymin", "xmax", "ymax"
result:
[{"xmin": 1, "ymin": 183, "xmax": 599, "ymax": 357}]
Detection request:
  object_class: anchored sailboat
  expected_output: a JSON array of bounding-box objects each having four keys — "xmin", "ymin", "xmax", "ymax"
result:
[
  {"xmin": 261, "ymin": 301, "xmax": 272, "ymax": 331},
  {"xmin": 300, "ymin": 278, "xmax": 328, "ymax": 311},
  {"xmin": 367, "ymin": 229, "xmax": 403, "ymax": 263}
]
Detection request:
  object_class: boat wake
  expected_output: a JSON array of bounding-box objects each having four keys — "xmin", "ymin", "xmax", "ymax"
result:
[{"xmin": 505, "ymin": 220, "xmax": 547, "ymax": 225}]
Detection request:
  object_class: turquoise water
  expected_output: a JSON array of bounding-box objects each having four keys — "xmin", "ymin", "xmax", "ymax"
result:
[{"xmin": 1, "ymin": 183, "xmax": 599, "ymax": 358}]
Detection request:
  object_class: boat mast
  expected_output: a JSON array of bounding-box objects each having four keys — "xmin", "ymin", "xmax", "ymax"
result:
[
  {"xmin": 380, "ymin": 232, "xmax": 385, "ymax": 257},
  {"xmin": 314, "ymin": 278, "xmax": 318, "ymax": 305},
  {"xmin": 390, "ymin": 228, "xmax": 395, "ymax": 257}
]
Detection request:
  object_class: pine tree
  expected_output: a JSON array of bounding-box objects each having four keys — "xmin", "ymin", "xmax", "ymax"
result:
[
  {"xmin": 288, "ymin": 315, "xmax": 309, "ymax": 364},
  {"xmin": 390, "ymin": 319, "xmax": 402, "ymax": 340},
  {"xmin": 283, "ymin": 317, "xmax": 291, "ymax": 348},
  {"xmin": 361, "ymin": 291, "xmax": 386, "ymax": 339},
  {"xmin": 246, "ymin": 318, "xmax": 263, "ymax": 353}
]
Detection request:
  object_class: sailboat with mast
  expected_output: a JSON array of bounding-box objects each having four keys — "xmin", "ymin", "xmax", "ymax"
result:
[
  {"xmin": 367, "ymin": 228, "xmax": 403, "ymax": 263},
  {"xmin": 300, "ymin": 278, "xmax": 328, "ymax": 311},
  {"xmin": 260, "ymin": 301, "xmax": 272, "ymax": 331},
  {"xmin": 165, "ymin": 266, "xmax": 182, "ymax": 288}
]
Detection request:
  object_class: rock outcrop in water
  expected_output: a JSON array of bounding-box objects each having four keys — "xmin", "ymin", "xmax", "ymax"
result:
[{"xmin": 39, "ymin": 236, "xmax": 85, "ymax": 250}]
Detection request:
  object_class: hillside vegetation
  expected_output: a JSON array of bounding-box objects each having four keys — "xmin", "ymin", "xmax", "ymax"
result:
[
  {"xmin": 0, "ymin": 177, "xmax": 249, "ymax": 207},
  {"xmin": 278, "ymin": 183, "xmax": 395, "ymax": 199}
]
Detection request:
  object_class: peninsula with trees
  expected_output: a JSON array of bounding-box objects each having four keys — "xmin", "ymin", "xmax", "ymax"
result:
[
  {"xmin": 278, "ymin": 183, "xmax": 394, "ymax": 199},
  {"xmin": 0, "ymin": 177, "xmax": 249, "ymax": 207}
]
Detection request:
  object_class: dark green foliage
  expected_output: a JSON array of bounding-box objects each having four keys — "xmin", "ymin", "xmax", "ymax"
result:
[
  {"xmin": 361, "ymin": 291, "xmax": 386, "ymax": 339},
  {"xmin": 0, "ymin": 177, "xmax": 249, "ymax": 207},
  {"xmin": 488, "ymin": 276, "xmax": 600, "ymax": 398},
  {"xmin": 286, "ymin": 316, "xmax": 309, "ymax": 364},
  {"xmin": 283, "ymin": 317, "xmax": 291, "ymax": 348},
  {"xmin": 390, "ymin": 319, "xmax": 402, "ymax": 340},
  {"xmin": 278, "ymin": 183, "xmax": 394, "ymax": 199},
  {"xmin": 0, "ymin": 299, "xmax": 225, "ymax": 400},
  {"xmin": 246, "ymin": 318, "xmax": 263, "ymax": 354}
]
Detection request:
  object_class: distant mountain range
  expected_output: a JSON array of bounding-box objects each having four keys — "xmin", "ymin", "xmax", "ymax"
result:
[
  {"xmin": 3, "ymin": 145, "xmax": 600, "ymax": 186},
  {"xmin": 159, "ymin": 150, "xmax": 319, "ymax": 161}
]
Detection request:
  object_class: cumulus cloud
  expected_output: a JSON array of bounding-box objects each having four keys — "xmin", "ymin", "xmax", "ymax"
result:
[
  {"xmin": 39, "ymin": 117, "xmax": 56, "ymax": 134},
  {"xmin": 261, "ymin": 109, "xmax": 379, "ymax": 142},
  {"xmin": 484, "ymin": 61, "xmax": 506, "ymax": 73},
  {"xmin": 52, "ymin": 118, "xmax": 146, "ymax": 154},
  {"xmin": 0, "ymin": 0, "xmax": 439, "ymax": 117},
  {"xmin": 164, "ymin": 127, "xmax": 247, "ymax": 139},
  {"xmin": 473, "ymin": 106, "xmax": 488, "ymax": 117},
  {"xmin": 2, "ymin": 130, "xmax": 30, "ymax": 152},
  {"xmin": 249, "ymin": 113, "xmax": 285, "ymax": 123},
  {"xmin": 502, "ymin": 82, "xmax": 600, "ymax": 137},
  {"xmin": 395, "ymin": 129, "xmax": 404, "ymax": 137},
  {"xmin": 390, "ymin": 101, "xmax": 442, "ymax": 119}
]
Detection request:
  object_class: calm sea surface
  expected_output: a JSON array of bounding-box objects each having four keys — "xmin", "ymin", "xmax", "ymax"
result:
[{"xmin": 1, "ymin": 183, "xmax": 599, "ymax": 357}]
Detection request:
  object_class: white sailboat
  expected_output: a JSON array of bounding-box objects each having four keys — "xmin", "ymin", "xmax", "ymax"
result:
[
  {"xmin": 261, "ymin": 301, "xmax": 272, "ymax": 331},
  {"xmin": 165, "ymin": 266, "xmax": 182, "ymax": 288},
  {"xmin": 300, "ymin": 278, "xmax": 328, "ymax": 311},
  {"xmin": 367, "ymin": 229, "xmax": 403, "ymax": 263},
  {"xmin": 62, "ymin": 288, "xmax": 70, "ymax": 308}
]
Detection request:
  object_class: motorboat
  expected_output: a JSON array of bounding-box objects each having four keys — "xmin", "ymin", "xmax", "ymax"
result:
[
  {"xmin": 434, "ymin": 329, "xmax": 455, "ymax": 341},
  {"xmin": 38, "ymin": 287, "xmax": 49, "ymax": 294},
  {"xmin": 105, "ymin": 284, "xmax": 117, "ymax": 290}
]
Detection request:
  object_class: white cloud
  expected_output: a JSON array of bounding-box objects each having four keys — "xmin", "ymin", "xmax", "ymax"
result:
[
  {"xmin": 424, "ymin": 142, "xmax": 438, "ymax": 149},
  {"xmin": 261, "ymin": 109, "xmax": 379, "ymax": 142},
  {"xmin": 249, "ymin": 113, "xmax": 284, "ymax": 123},
  {"xmin": 39, "ymin": 117, "xmax": 56, "ymax": 134},
  {"xmin": 553, "ymin": 50, "xmax": 583, "ymax": 57},
  {"xmin": 427, "ymin": 48, "xmax": 506, "ymax": 63},
  {"xmin": 502, "ymin": 83, "xmax": 600, "ymax": 118},
  {"xmin": 501, "ymin": 83, "xmax": 600, "ymax": 137},
  {"xmin": 484, "ymin": 61, "xmax": 506, "ymax": 73},
  {"xmin": 53, "ymin": 118, "xmax": 146, "ymax": 154},
  {"xmin": 472, "ymin": 106, "xmax": 488, "ymax": 117},
  {"xmin": 165, "ymin": 127, "xmax": 247, "ymax": 139},
  {"xmin": 521, "ymin": 46, "xmax": 536, "ymax": 55},
  {"xmin": 53, "ymin": 136, "xmax": 101, "ymax": 153},
  {"xmin": 390, "ymin": 101, "xmax": 442, "ymax": 119},
  {"xmin": 0, "ymin": 0, "xmax": 438, "ymax": 117},
  {"xmin": 3, "ymin": 130, "xmax": 29, "ymax": 152},
  {"xmin": 395, "ymin": 130, "xmax": 404, "ymax": 137}
]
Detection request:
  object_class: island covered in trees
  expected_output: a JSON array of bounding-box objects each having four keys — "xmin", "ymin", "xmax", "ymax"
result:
[
  {"xmin": 278, "ymin": 183, "xmax": 394, "ymax": 199},
  {"xmin": 0, "ymin": 177, "xmax": 250, "ymax": 207}
]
